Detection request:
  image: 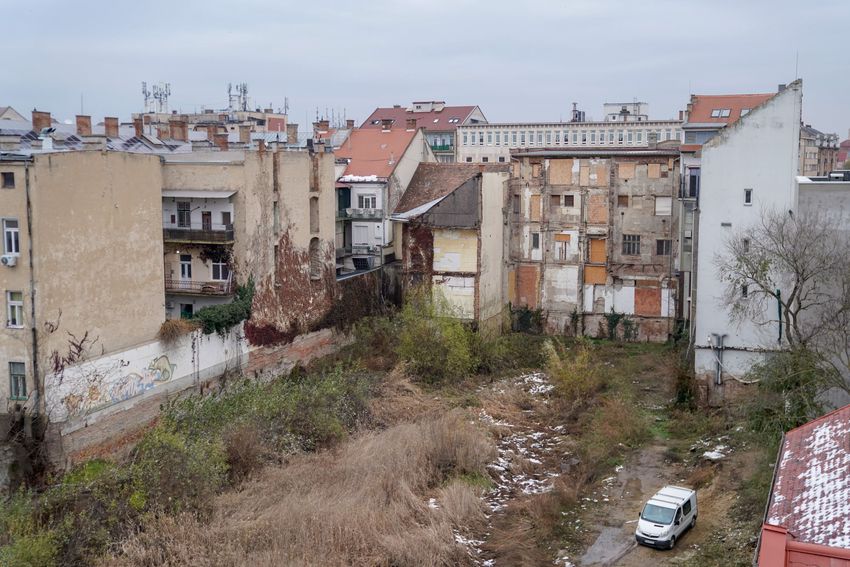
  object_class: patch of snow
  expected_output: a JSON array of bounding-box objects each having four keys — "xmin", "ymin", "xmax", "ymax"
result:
[
  {"xmin": 702, "ymin": 451, "xmax": 725, "ymax": 461},
  {"xmin": 428, "ymin": 498, "xmax": 439, "ymax": 509},
  {"xmin": 339, "ymin": 174, "xmax": 379, "ymax": 182}
]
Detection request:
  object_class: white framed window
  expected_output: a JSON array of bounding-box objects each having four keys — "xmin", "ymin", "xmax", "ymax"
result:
[
  {"xmin": 710, "ymin": 109, "xmax": 721, "ymax": 118},
  {"xmin": 211, "ymin": 262, "xmax": 230, "ymax": 281},
  {"xmin": 487, "ymin": 131, "xmax": 492, "ymax": 145},
  {"xmin": 352, "ymin": 224, "xmax": 369, "ymax": 245},
  {"xmin": 654, "ymin": 196, "xmax": 673, "ymax": 216},
  {"xmin": 740, "ymin": 108, "xmax": 750, "ymax": 117},
  {"xmin": 3, "ymin": 219, "xmax": 19, "ymax": 255},
  {"xmin": 744, "ymin": 188, "xmax": 753, "ymax": 205},
  {"xmin": 358, "ymin": 194, "xmax": 377, "ymax": 209},
  {"xmin": 6, "ymin": 291, "xmax": 23, "ymax": 328},
  {"xmin": 9, "ymin": 361, "xmax": 26, "ymax": 400}
]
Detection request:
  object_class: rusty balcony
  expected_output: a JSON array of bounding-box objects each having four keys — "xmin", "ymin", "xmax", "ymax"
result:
[
  {"xmin": 164, "ymin": 277, "xmax": 235, "ymax": 296},
  {"xmin": 163, "ymin": 221, "xmax": 235, "ymax": 244}
]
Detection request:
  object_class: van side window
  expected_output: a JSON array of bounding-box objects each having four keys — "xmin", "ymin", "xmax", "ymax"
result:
[
  {"xmin": 675, "ymin": 508, "xmax": 682, "ymax": 523},
  {"xmin": 683, "ymin": 500, "xmax": 692, "ymax": 515}
]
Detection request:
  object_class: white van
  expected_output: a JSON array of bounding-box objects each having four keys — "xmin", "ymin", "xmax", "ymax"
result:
[{"xmin": 635, "ymin": 485, "xmax": 697, "ymax": 549}]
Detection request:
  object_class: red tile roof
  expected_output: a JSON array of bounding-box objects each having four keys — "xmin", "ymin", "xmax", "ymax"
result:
[
  {"xmin": 686, "ymin": 93, "xmax": 775, "ymax": 125},
  {"xmin": 361, "ymin": 105, "xmax": 478, "ymax": 132},
  {"xmin": 334, "ymin": 128, "xmax": 418, "ymax": 179},
  {"xmin": 766, "ymin": 404, "xmax": 850, "ymax": 549}
]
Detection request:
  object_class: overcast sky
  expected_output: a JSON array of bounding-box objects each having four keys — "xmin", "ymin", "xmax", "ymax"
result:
[{"xmin": 2, "ymin": 0, "xmax": 847, "ymax": 136}]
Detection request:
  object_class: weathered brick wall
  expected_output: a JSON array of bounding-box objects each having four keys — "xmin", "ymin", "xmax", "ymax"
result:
[{"xmin": 245, "ymin": 328, "xmax": 349, "ymax": 381}]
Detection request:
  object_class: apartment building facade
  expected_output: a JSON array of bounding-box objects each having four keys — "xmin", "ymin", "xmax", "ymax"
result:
[
  {"xmin": 508, "ymin": 148, "xmax": 680, "ymax": 341},
  {"xmin": 693, "ymin": 81, "xmax": 803, "ymax": 401},
  {"xmin": 457, "ymin": 114, "xmax": 682, "ymax": 164},
  {"xmin": 800, "ymin": 124, "xmax": 839, "ymax": 177},
  {"xmin": 392, "ymin": 163, "xmax": 510, "ymax": 333},
  {"xmin": 334, "ymin": 126, "xmax": 435, "ymax": 274}
]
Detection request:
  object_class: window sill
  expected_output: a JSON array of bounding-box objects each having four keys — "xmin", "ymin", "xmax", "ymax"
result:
[
  {"xmin": 6, "ymin": 325, "xmax": 24, "ymax": 330},
  {"xmin": 8, "ymin": 397, "xmax": 27, "ymax": 402}
]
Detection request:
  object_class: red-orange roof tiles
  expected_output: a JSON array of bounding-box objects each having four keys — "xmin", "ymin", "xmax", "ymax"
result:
[
  {"xmin": 335, "ymin": 128, "xmax": 418, "ymax": 179},
  {"xmin": 687, "ymin": 93, "xmax": 775, "ymax": 125},
  {"xmin": 361, "ymin": 105, "xmax": 478, "ymax": 132}
]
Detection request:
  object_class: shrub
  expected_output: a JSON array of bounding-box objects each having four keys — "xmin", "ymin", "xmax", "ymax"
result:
[
  {"xmin": 476, "ymin": 333, "xmax": 548, "ymax": 375},
  {"xmin": 0, "ymin": 490, "xmax": 59, "ymax": 567},
  {"xmin": 349, "ymin": 314, "xmax": 400, "ymax": 370},
  {"xmin": 130, "ymin": 426, "xmax": 227, "ymax": 516},
  {"xmin": 397, "ymin": 288, "xmax": 478, "ymax": 384},
  {"xmin": 157, "ymin": 318, "xmax": 200, "ymax": 344},
  {"xmin": 603, "ymin": 308, "xmax": 624, "ymax": 341},
  {"xmin": 545, "ymin": 338, "xmax": 604, "ymax": 406},
  {"xmin": 193, "ymin": 278, "xmax": 254, "ymax": 335}
]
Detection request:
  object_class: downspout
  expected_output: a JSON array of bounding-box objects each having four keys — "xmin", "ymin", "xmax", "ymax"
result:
[
  {"xmin": 776, "ymin": 289, "xmax": 782, "ymax": 344},
  {"xmin": 24, "ymin": 160, "xmax": 42, "ymax": 421}
]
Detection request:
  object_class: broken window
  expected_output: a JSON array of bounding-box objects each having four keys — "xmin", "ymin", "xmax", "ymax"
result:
[
  {"xmin": 656, "ymin": 239, "xmax": 672, "ymax": 256},
  {"xmin": 622, "ymin": 234, "xmax": 640, "ymax": 256},
  {"xmin": 564, "ymin": 195, "xmax": 575, "ymax": 207},
  {"xmin": 618, "ymin": 195, "xmax": 629, "ymax": 208}
]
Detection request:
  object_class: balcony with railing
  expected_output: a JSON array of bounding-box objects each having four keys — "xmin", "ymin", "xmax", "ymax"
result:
[
  {"xmin": 336, "ymin": 244, "xmax": 382, "ymax": 257},
  {"xmin": 163, "ymin": 221, "xmax": 235, "ymax": 244},
  {"xmin": 164, "ymin": 276, "xmax": 235, "ymax": 296},
  {"xmin": 343, "ymin": 208, "xmax": 383, "ymax": 220},
  {"xmin": 430, "ymin": 143, "xmax": 455, "ymax": 152}
]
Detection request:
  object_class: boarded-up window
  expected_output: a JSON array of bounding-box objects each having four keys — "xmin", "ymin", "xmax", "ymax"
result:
[
  {"xmin": 532, "ymin": 163, "xmax": 542, "ymax": 178},
  {"xmin": 618, "ymin": 195, "xmax": 629, "ymax": 207},
  {"xmin": 588, "ymin": 194, "xmax": 608, "ymax": 224},
  {"xmin": 648, "ymin": 163, "xmax": 661, "ymax": 178},
  {"xmin": 309, "ymin": 196, "xmax": 319, "ymax": 233},
  {"xmin": 549, "ymin": 159, "xmax": 573, "ymax": 185},
  {"xmin": 550, "ymin": 195, "xmax": 561, "ymax": 210},
  {"xmin": 584, "ymin": 265, "xmax": 607, "ymax": 284},
  {"xmin": 554, "ymin": 233, "xmax": 572, "ymax": 243},
  {"xmin": 594, "ymin": 164, "xmax": 608, "ymax": 187},
  {"xmin": 564, "ymin": 194, "xmax": 575, "ymax": 207},
  {"xmin": 655, "ymin": 196, "xmax": 672, "ymax": 216},
  {"xmin": 516, "ymin": 265, "xmax": 539, "ymax": 308},
  {"xmin": 618, "ymin": 163, "xmax": 635, "ymax": 179},
  {"xmin": 589, "ymin": 238, "xmax": 606, "ymax": 263},
  {"xmin": 530, "ymin": 195, "xmax": 541, "ymax": 221},
  {"xmin": 580, "ymin": 165, "xmax": 590, "ymax": 186},
  {"xmin": 634, "ymin": 286, "xmax": 661, "ymax": 316}
]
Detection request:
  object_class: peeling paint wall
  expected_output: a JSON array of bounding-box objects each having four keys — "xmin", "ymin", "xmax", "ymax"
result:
[{"xmin": 433, "ymin": 229, "xmax": 478, "ymax": 272}]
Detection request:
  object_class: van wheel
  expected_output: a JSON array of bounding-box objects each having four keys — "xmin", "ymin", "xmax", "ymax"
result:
[
  {"xmin": 690, "ymin": 516, "xmax": 696, "ymax": 529},
  {"xmin": 668, "ymin": 535, "xmax": 676, "ymax": 550}
]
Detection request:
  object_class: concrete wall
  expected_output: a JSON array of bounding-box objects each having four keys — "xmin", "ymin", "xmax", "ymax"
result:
[
  {"xmin": 479, "ymin": 171, "xmax": 509, "ymax": 331},
  {"xmin": 693, "ymin": 81, "xmax": 802, "ymax": 393}
]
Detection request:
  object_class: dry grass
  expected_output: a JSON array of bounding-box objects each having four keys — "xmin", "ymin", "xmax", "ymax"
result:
[
  {"xmin": 103, "ymin": 411, "xmax": 494, "ymax": 567},
  {"xmin": 157, "ymin": 318, "xmax": 200, "ymax": 344}
]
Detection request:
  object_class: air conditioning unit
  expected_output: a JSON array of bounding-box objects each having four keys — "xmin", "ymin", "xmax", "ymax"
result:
[{"xmin": 1, "ymin": 255, "xmax": 17, "ymax": 267}]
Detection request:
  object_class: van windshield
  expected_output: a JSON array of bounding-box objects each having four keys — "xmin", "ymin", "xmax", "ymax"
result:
[{"xmin": 641, "ymin": 503, "xmax": 676, "ymax": 524}]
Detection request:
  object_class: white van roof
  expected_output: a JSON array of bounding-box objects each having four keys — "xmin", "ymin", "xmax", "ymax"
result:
[{"xmin": 647, "ymin": 486, "xmax": 694, "ymax": 509}]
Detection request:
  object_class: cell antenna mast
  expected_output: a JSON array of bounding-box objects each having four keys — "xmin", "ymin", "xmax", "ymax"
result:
[
  {"xmin": 284, "ymin": 97, "xmax": 289, "ymax": 115},
  {"xmin": 142, "ymin": 82, "xmax": 152, "ymax": 113},
  {"xmin": 152, "ymin": 82, "xmax": 171, "ymax": 113}
]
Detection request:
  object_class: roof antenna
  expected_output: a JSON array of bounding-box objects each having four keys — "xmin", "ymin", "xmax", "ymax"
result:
[{"xmin": 795, "ymin": 50, "xmax": 799, "ymax": 79}]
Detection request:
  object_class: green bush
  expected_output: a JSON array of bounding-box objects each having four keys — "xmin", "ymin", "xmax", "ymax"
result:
[
  {"xmin": 545, "ymin": 338, "xmax": 605, "ymax": 406},
  {"xmin": 0, "ymin": 490, "xmax": 59, "ymax": 567},
  {"xmin": 193, "ymin": 278, "xmax": 255, "ymax": 335},
  {"xmin": 476, "ymin": 333, "xmax": 548, "ymax": 374},
  {"xmin": 397, "ymin": 288, "xmax": 478, "ymax": 384}
]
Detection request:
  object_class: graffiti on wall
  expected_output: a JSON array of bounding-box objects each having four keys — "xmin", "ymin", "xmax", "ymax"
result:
[{"xmin": 58, "ymin": 355, "xmax": 177, "ymax": 419}]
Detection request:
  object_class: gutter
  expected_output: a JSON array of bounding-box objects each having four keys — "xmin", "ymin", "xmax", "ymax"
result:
[
  {"xmin": 24, "ymin": 160, "xmax": 42, "ymax": 421},
  {"xmin": 753, "ymin": 433, "xmax": 786, "ymax": 566}
]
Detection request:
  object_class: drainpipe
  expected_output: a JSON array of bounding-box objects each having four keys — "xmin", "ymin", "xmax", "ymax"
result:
[
  {"xmin": 24, "ymin": 160, "xmax": 42, "ymax": 422},
  {"xmin": 776, "ymin": 289, "xmax": 782, "ymax": 344}
]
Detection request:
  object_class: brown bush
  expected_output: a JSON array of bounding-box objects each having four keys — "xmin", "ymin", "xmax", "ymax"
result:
[
  {"xmin": 104, "ymin": 411, "xmax": 494, "ymax": 566},
  {"xmin": 223, "ymin": 424, "xmax": 265, "ymax": 482},
  {"xmin": 157, "ymin": 319, "xmax": 199, "ymax": 344},
  {"xmin": 687, "ymin": 465, "xmax": 717, "ymax": 490}
]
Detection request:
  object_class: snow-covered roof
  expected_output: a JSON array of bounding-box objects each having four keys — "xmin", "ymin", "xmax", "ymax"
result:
[{"xmin": 766, "ymin": 404, "xmax": 850, "ymax": 549}]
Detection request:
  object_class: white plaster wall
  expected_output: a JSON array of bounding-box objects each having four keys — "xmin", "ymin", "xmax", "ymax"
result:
[
  {"xmin": 435, "ymin": 276, "xmax": 475, "ymax": 319},
  {"xmin": 694, "ymin": 82, "xmax": 802, "ymax": 376},
  {"xmin": 478, "ymin": 172, "xmax": 509, "ymax": 326},
  {"xmin": 350, "ymin": 182, "xmax": 384, "ymax": 210},
  {"xmin": 45, "ymin": 324, "xmax": 248, "ymax": 426}
]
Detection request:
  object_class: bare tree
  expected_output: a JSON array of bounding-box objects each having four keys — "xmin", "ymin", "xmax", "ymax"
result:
[{"xmin": 717, "ymin": 207, "xmax": 850, "ymax": 379}]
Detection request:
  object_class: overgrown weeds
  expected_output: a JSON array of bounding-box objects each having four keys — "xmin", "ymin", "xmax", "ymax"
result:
[{"xmin": 156, "ymin": 318, "xmax": 200, "ymax": 344}]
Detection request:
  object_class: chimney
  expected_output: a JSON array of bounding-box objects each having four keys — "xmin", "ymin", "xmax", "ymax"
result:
[
  {"xmin": 346, "ymin": 119, "xmax": 355, "ymax": 129},
  {"xmin": 678, "ymin": 110, "xmax": 684, "ymax": 121},
  {"xmin": 32, "ymin": 110, "xmax": 51, "ymax": 132},
  {"xmin": 214, "ymin": 133, "xmax": 229, "ymax": 151},
  {"xmin": 406, "ymin": 118, "xmax": 417, "ymax": 131},
  {"xmin": 169, "ymin": 117, "xmax": 188, "ymax": 142},
  {"xmin": 133, "ymin": 117, "xmax": 143, "ymax": 138},
  {"xmin": 318, "ymin": 119, "xmax": 330, "ymax": 132},
  {"xmin": 75, "ymin": 115, "xmax": 92, "ymax": 136},
  {"xmin": 104, "ymin": 117, "xmax": 119, "ymax": 138},
  {"xmin": 238, "ymin": 124, "xmax": 252, "ymax": 144},
  {"xmin": 647, "ymin": 131, "xmax": 658, "ymax": 149},
  {"xmin": 381, "ymin": 118, "xmax": 393, "ymax": 131},
  {"xmin": 286, "ymin": 123, "xmax": 299, "ymax": 145}
]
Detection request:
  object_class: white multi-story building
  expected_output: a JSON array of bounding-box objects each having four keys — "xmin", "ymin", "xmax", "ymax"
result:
[
  {"xmin": 693, "ymin": 81, "xmax": 802, "ymax": 401},
  {"xmin": 456, "ymin": 104, "xmax": 681, "ymax": 164}
]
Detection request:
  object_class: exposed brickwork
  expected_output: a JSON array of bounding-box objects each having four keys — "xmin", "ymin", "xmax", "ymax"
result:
[{"xmin": 634, "ymin": 286, "xmax": 661, "ymax": 316}]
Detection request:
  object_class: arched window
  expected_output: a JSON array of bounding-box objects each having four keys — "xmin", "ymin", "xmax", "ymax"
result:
[
  {"xmin": 309, "ymin": 237, "xmax": 321, "ymax": 280},
  {"xmin": 309, "ymin": 196, "xmax": 319, "ymax": 234}
]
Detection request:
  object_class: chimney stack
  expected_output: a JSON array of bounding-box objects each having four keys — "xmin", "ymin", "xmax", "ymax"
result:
[
  {"xmin": 75, "ymin": 115, "xmax": 92, "ymax": 137},
  {"xmin": 318, "ymin": 119, "xmax": 330, "ymax": 132},
  {"xmin": 104, "ymin": 117, "xmax": 119, "ymax": 138},
  {"xmin": 133, "ymin": 117, "xmax": 143, "ymax": 138},
  {"xmin": 406, "ymin": 118, "xmax": 417, "ymax": 131},
  {"xmin": 381, "ymin": 118, "xmax": 393, "ymax": 131},
  {"xmin": 286, "ymin": 123, "xmax": 299, "ymax": 145},
  {"xmin": 32, "ymin": 110, "xmax": 51, "ymax": 132},
  {"xmin": 169, "ymin": 117, "xmax": 188, "ymax": 142},
  {"xmin": 346, "ymin": 119, "xmax": 355, "ymax": 129},
  {"xmin": 214, "ymin": 133, "xmax": 229, "ymax": 151},
  {"xmin": 238, "ymin": 124, "xmax": 252, "ymax": 144}
]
